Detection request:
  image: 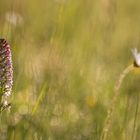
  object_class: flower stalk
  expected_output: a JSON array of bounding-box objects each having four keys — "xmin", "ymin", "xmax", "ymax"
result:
[
  {"xmin": 101, "ymin": 48, "xmax": 140, "ymax": 140},
  {"xmin": 101, "ymin": 64, "xmax": 135, "ymax": 140}
]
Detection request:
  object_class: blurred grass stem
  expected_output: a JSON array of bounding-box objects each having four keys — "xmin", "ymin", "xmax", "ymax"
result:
[
  {"xmin": 132, "ymin": 94, "xmax": 139, "ymax": 140},
  {"xmin": 32, "ymin": 83, "xmax": 47, "ymax": 115}
]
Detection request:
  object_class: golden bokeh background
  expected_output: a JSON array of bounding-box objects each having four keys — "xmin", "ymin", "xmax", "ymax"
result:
[{"xmin": 0, "ymin": 0, "xmax": 140, "ymax": 139}]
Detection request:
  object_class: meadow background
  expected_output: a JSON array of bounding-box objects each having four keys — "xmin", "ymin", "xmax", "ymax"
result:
[{"xmin": 0, "ymin": 0, "xmax": 140, "ymax": 139}]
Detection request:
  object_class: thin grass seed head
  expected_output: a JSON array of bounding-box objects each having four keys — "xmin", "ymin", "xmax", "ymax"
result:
[
  {"xmin": 0, "ymin": 39, "xmax": 13, "ymax": 109},
  {"xmin": 131, "ymin": 48, "xmax": 140, "ymax": 67}
]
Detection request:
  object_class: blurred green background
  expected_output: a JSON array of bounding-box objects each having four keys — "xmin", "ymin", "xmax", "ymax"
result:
[{"xmin": 0, "ymin": 0, "xmax": 140, "ymax": 139}]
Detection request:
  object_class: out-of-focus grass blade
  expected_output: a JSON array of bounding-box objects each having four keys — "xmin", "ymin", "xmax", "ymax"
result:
[{"xmin": 32, "ymin": 83, "xmax": 47, "ymax": 115}]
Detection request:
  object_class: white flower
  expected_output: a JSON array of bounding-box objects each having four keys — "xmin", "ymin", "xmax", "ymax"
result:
[
  {"xmin": 131, "ymin": 48, "xmax": 140, "ymax": 67},
  {"xmin": 5, "ymin": 12, "xmax": 24, "ymax": 26}
]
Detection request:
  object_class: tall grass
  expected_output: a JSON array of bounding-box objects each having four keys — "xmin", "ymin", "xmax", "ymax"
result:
[{"xmin": 0, "ymin": 0, "xmax": 140, "ymax": 139}]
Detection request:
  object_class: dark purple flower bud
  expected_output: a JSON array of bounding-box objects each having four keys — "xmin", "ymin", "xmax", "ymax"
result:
[{"xmin": 0, "ymin": 39, "xmax": 13, "ymax": 110}]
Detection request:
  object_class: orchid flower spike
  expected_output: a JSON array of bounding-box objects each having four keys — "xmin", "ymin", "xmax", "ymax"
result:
[
  {"xmin": 131, "ymin": 48, "xmax": 140, "ymax": 67},
  {"xmin": 0, "ymin": 39, "xmax": 13, "ymax": 111}
]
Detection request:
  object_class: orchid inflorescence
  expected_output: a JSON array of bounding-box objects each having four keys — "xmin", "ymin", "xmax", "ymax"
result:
[{"xmin": 0, "ymin": 39, "xmax": 13, "ymax": 111}]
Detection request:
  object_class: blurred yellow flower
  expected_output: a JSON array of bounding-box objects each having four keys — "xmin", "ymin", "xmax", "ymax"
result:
[
  {"xmin": 85, "ymin": 95, "xmax": 96, "ymax": 107},
  {"xmin": 133, "ymin": 67, "xmax": 140, "ymax": 74}
]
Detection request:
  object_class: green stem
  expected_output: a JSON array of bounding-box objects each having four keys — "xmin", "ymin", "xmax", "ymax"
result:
[
  {"xmin": 32, "ymin": 83, "xmax": 47, "ymax": 115},
  {"xmin": 132, "ymin": 94, "xmax": 139, "ymax": 140}
]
